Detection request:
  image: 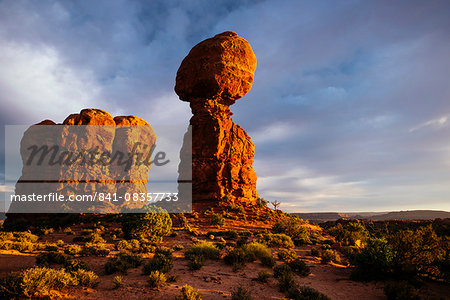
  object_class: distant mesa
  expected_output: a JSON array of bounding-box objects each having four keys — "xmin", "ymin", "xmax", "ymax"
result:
[{"xmin": 176, "ymin": 31, "xmax": 259, "ymax": 206}]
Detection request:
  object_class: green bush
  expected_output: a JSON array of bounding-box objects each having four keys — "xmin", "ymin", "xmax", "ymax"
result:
[
  {"xmin": 72, "ymin": 269, "xmax": 99, "ymax": 287},
  {"xmin": 287, "ymin": 286, "xmax": 331, "ymax": 300},
  {"xmin": 278, "ymin": 271, "xmax": 297, "ymax": 292},
  {"xmin": 65, "ymin": 244, "xmax": 82, "ymax": 255},
  {"xmin": 176, "ymin": 284, "xmax": 203, "ymax": 300},
  {"xmin": 242, "ymin": 242, "xmax": 275, "ymax": 267},
  {"xmin": 0, "ymin": 266, "xmax": 99, "ymax": 298},
  {"xmin": 258, "ymin": 233, "xmax": 294, "ymax": 248},
  {"xmin": 256, "ymin": 197, "xmax": 268, "ymax": 208},
  {"xmin": 321, "ymin": 249, "xmax": 340, "ymax": 264},
  {"xmin": 384, "ymin": 281, "xmax": 419, "ymax": 300},
  {"xmin": 112, "ymin": 275, "xmax": 123, "ymax": 289},
  {"xmin": 105, "ymin": 252, "xmax": 143, "ymax": 275},
  {"xmin": 256, "ymin": 270, "xmax": 271, "ymax": 283},
  {"xmin": 328, "ymin": 222, "xmax": 368, "ymax": 246},
  {"xmin": 287, "ymin": 259, "xmax": 311, "ymax": 277},
  {"xmin": 187, "ymin": 255, "xmax": 205, "ymax": 270},
  {"xmin": 278, "ymin": 249, "xmax": 297, "ymax": 261},
  {"xmin": 389, "ymin": 225, "xmax": 446, "ymax": 279},
  {"xmin": 36, "ymin": 251, "xmax": 89, "ymax": 272},
  {"xmin": 224, "ymin": 248, "xmax": 251, "ymax": 271},
  {"xmin": 273, "ymin": 264, "xmax": 292, "ymax": 278},
  {"xmin": 21, "ymin": 267, "xmax": 77, "ymax": 297},
  {"xmin": 351, "ymin": 238, "xmax": 393, "ymax": 281},
  {"xmin": 121, "ymin": 206, "xmax": 172, "ymax": 242},
  {"xmin": 143, "ymin": 251, "xmax": 173, "ymax": 274},
  {"xmin": 211, "ymin": 213, "xmax": 225, "ymax": 226},
  {"xmin": 185, "ymin": 241, "xmax": 220, "ymax": 270},
  {"xmin": 231, "ymin": 286, "xmax": 253, "ymax": 300},
  {"xmin": 147, "ymin": 271, "xmax": 166, "ymax": 289},
  {"xmin": 82, "ymin": 242, "xmax": 110, "ymax": 256}
]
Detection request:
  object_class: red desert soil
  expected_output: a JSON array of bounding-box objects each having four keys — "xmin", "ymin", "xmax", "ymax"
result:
[{"xmin": 1, "ymin": 215, "xmax": 448, "ymax": 300}]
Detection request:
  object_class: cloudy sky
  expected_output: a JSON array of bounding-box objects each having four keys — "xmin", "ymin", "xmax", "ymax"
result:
[{"xmin": 1, "ymin": 0, "xmax": 449, "ymax": 212}]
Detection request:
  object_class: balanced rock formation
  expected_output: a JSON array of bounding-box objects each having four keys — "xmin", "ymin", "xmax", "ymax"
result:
[
  {"xmin": 176, "ymin": 31, "xmax": 258, "ymax": 204},
  {"xmin": 9, "ymin": 108, "xmax": 155, "ymax": 215}
]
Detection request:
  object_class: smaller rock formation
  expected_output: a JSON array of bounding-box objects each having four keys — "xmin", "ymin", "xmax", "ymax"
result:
[
  {"xmin": 8, "ymin": 108, "xmax": 156, "ymax": 215},
  {"xmin": 176, "ymin": 31, "xmax": 258, "ymax": 204}
]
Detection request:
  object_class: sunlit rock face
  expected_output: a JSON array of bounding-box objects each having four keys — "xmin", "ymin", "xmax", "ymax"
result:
[
  {"xmin": 7, "ymin": 108, "xmax": 156, "ymax": 218},
  {"xmin": 176, "ymin": 31, "xmax": 258, "ymax": 205}
]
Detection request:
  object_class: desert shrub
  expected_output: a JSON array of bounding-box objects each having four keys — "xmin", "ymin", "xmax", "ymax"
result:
[
  {"xmin": 64, "ymin": 259, "xmax": 90, "ymax": 272},
  {"xmin": 328, "ymin": 222, "xmax": 368, "ymax": 247},
  {"xmin": 184, "ymin": 242, "xmax": 219, "ymax": 270},
  {"xmin": 85, "ymin": 232, "xmax": 106, "ymax": 243},
  {"xmin": 389, "ymin": 224, "xmax": 446, "ymax": 280},
  {"xmin": 256, "ymin": 197, "xmax": 268, "ymax": 208},
  {"xmin": 224, "ymin": 248, "xmax": 251, "ymax": 270},
  {"xmin": 384, "ymin": 281, "xmax": 419, "ymax": 300},
  {"xmin": 112, "ymin": 275, "xmax": 123, "ymax": 289},
  {"xmin": 36, "ymin": 251, "xmax": 71, "ymax": 266},
  {"xmin": 273, "ymin": 264, "xmax": 292, "ymax": 278},
  {"xmin": 287, "ymin": 286, "xmax": 331, "ymax": 300},
  {"xmin": 147, "ymin": 270, "xmax": 166, "ymax": 288},
  {"xmin": 258, "ymin": 233, "xmax": 294, "ymax": 248},
  {"xmin": 278, "ymin": 249, "xmax": 297, "ymax": 261},
  {"xmin": 14, "ymin": 231, "xmax": 39, "ymax": 243},
  {"xmin": 231, "ymin": 285, "xmax": 253, "ymax": 300},
  {"xmin": 104, "ymin": 252, "xmax": 143, "ymax": 275},
  {"xmin": 36, "ymin": 251, "xmax": 89, "ymax": 272},
  {"xmin": 287, "ymin": 259, "xmax": 311, "ymax": 277},
  {"xmin": 257, "ymin": 270, "xmax": 271, "ymax": 282},
  {"xmin": 72, "ymin": 269, "xmax": 99, "ymax": 287},
  {"xmin": 20, "ymin": 267, "xmax": 77, "ymax": 297},
  {"xmin": 176, "ymin": 284, "xmax": 203, "ymax": 300},
  {"xmin": 4, "ymin": 241, "xmax": 36, "ymax": 252},
  {"xmin": 143, "ymin": 252, "xmax": 173, "ymax": 274},
  {"xmin": 82, "ymin": 242, "xmax": 110, "ymax": 256},
  {"xmin": 0, "ymin": 232, "xmax": 14, "ymax": 240},
  {"xmin": 278, "ymin": 271, "xmax": 297, "ymax": 292},
  {"xmin": 321, "ymin": 249, "xmax": 340, "ymax": 264},
  {"xmin": 340, "ymin": 246, "xmax": 360, "ymax": 263},
  {"xmin": 242, "ymin": 242, "xmax": 275, "ymax": 267},
  {"xmin": 0, "ymin": 266, "xmax": 99, "ymax": 298},
  {"xmin": 65, "ymin": 244, "xmax": 82, "ymax": 255},
  {"xmin": 115, "ymin": 239, "xmax": 140, "ymax": 251},
  {"xmin": 351, "ymin": 238, "xmax": 393, "ymax": 281},
  {"xmin": 185, "ymin": 241, "xmax": 220, "ymax": 261},
  {"xmin": 211, "ymin": 213, "xmax": 225, "ymax": 226},
  {"xmin": 310, "ymin": 248, "xmax": 320, "ymax": 257},
  {"xmin": 188, "ymin": 255, "xmax": 205, "ymax": 270},
  {"xmin": 121, "ymin": 206, "xmax": 172, "ymax": 242}
]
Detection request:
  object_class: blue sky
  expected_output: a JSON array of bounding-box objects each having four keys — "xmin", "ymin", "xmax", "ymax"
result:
[{"xmin": 0, "ymin": 0, "xmax": 449, "ymax": 212}]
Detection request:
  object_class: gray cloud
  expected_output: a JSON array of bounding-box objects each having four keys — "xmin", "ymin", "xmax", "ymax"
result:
[{"xmin": 1, "ymin": 0, "xmax": 449, "ymax": 212}]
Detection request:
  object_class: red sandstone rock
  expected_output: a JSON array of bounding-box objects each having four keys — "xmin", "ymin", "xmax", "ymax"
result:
[
  {"xmin": 10, "ymin": 109, "xmax": 156, "ymax": 213},
  {"xmin": 175, "ymin": 31, "xmax": 257, "ymax": 106},
  {"xmin": 176, "ymin": 32, "xmax": 258, "ymax": 205}
]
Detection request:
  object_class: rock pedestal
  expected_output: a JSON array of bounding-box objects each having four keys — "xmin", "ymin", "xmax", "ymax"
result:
[{"xmin": 176, "ymin": 31, "xmax": 258, "ymax": 204}]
